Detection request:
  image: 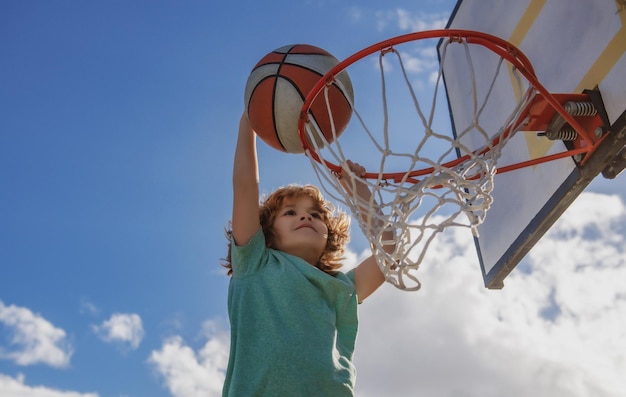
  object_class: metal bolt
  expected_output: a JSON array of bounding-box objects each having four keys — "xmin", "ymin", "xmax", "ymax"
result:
[{"xmin": 594, "ymin": 127, "xmax": 603, "ymax": 138}]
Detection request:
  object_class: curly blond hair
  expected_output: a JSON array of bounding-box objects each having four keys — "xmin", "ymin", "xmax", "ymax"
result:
[{"xmin": 223, "ymin": 184, "xmax": 351, "ymax": 276}]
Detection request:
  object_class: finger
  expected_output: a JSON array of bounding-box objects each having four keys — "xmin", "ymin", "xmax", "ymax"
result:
[{"xmin": 351, "ymin": 162, "xmax": 366, "ymax": 177}]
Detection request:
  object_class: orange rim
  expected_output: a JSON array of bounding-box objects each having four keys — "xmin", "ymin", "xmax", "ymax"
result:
[{"xmin": 298, "ymin": 29, "xmax": 602, "ymax": 182}]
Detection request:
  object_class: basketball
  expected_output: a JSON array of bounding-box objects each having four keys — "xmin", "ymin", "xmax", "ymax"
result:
[{"xmin": 244, "ymin": 44, "xmax": 354, "ymax": 154}]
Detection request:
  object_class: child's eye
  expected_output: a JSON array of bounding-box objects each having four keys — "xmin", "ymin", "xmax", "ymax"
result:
[
  {"xmin": 311, "ymin": 212, "xmax": 322, "ymax": 219},
  {"xmin": 284, "ymin": 209, "xmax": 296, "ymax": 216}
]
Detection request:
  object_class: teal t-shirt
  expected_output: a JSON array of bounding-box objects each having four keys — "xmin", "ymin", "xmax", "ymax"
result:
[{"xmin": 222, "ymin": 228, "xmax": 359, "ymax": 396}]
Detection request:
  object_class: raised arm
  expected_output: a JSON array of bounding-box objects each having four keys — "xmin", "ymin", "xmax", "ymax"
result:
[
  {"xmin": 231, "ymin": 112, "xmax": 261, "ymax": 246},
  {"xmin": 339, "ymin": 160, "xmax": 391, "ymax": 302}
]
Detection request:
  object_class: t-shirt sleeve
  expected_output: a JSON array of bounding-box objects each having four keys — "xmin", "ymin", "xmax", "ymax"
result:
[
  {"xmin": 345, "ymin": 268, "xmax": 356, "ymax": 285},
  {"xmin": 230, "ymin": 227, "xmax": 267, "ymax": 278}
]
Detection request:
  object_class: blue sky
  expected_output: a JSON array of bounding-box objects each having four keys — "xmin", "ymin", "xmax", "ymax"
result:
[{"xmin": 1, "ymin": 1, "xmax": 625, "ymax": 396}]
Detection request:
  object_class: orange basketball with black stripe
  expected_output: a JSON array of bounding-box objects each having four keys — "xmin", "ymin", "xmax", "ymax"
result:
[{"xmin": 244, "ymin": 44, "xmax": 354, "ymax": 154}]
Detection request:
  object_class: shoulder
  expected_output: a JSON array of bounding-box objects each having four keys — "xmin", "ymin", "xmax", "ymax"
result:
[{"xmin": 230, "ymin": 227, "xmax": 268, "ymax": 277}]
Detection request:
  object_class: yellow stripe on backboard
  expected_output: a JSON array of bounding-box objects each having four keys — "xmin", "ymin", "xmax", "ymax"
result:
[
  {"xmin": 505, "ymin": 0, "xmax": 552, "ymax": 160},
  {"xmin": 575, "ymin": 2, "xmax": 626, "ymax": 96},
  {"xmin": 507, "ymin": 0, "xmax": 546, "ymax": 83},
  {"xmin": 508, "ymin": 0, "xmax": 546, "ymax": 48}
]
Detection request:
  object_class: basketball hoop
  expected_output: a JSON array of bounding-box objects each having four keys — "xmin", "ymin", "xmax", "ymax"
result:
[{"xmin": 297, "ymin": 29, "xmax": 607, "ymax": 290}]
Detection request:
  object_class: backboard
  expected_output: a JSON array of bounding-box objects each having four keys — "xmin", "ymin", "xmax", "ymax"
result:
[{"xmin": 442, "ymin": 0, "xmax": 626, "ymax": 288}]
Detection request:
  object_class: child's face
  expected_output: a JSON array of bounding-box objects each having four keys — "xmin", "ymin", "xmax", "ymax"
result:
[{"xmin": 272, "ymin": 195, "xmax": 329, "ymax": 265}]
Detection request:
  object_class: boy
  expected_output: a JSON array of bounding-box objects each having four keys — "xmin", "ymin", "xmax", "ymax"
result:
[{"xmin": 222, "ymin": 113, "xmax": 392, "ymax": 396}]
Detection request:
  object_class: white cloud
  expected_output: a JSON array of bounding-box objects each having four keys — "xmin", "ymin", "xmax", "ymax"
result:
[
  {"xmin": 347, "ymin": 6, "xmax": 364, "ymax": 23},
  {"xmin": 354, "ymin": 192, "xmax": 626, "ymax": 397},
  {"xmin": 148, "ymin": 320, "xmax": 228, "ymax": 397},
  {"xmin": 396, "ymin": 50, "xmax": 437, "ymax": 75},
  {"xmin": 376, "ymin": 8, "xmax": 449, "ymax": 32},
  {"xmin": 0, "ymin": 373, "xmax": 98, "ymax": 397},
  {"xmin": 151, "ymin": 192, "xmax": 625, "ymax": 396},
  {"xmin": 78, "ymin": 298, "xmax": 99, "ymax": 317},
  {"xmin": 369, "ymin": 46, "xmax": 440, "ymax": 90},
  {"xmin": 395, "ymin": 8, "xmax": 449, "ymax": 31},
  {"xmin": 92, "ymin": 313, "xmax": 144, "ymax": 350},
  {"xmin": 0, "ymin": 301, "xmax": 73, "ymax": 368}
]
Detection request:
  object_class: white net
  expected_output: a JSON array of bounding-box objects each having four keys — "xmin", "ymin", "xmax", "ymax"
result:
[{"xmin": 302, "ymin": 34, "xmax": 537, "ymax": 290}]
